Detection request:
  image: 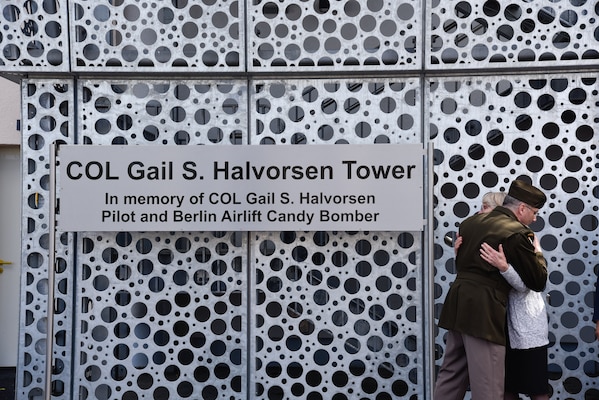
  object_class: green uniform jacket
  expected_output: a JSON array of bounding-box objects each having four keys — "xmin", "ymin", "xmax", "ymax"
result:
[{"xmin": 438, "ymin": 206, "xmax": 548, "ymax": 346}]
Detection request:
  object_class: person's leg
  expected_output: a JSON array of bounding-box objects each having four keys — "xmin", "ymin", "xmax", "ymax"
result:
[
  {"xmin": 434, "ymin": 330, "xmax": 470, "ymax": 399},
  {"xmin": 506, "ymin": 345, "xmax": 549, "ymax": 400},
  {"xmin": 462, "ymin": 333, "xmax": 505, "ymax": 400}
]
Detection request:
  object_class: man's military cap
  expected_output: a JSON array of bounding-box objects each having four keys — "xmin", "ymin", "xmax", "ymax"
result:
[{"xmin": 508, "ymin": 180, "xmax": 546, "ymax": 208}]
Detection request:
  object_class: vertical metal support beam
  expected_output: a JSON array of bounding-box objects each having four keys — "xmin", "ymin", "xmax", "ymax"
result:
[
  {"xmin": 45, "ymin": 142, "xmax": 57, "ymax": 400},
  {"xmin": 423, "ymin": 142, "xmax": 435, "ymax": 399}
]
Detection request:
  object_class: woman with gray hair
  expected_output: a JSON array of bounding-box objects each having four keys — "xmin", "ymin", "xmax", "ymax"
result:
[
  {"xmin": 479, "ymin": 191, "xmax": 507, "ymax": 214},
  {"xmin": 480, "ymin": 193, "xmax": 550, "ymax": 400}
]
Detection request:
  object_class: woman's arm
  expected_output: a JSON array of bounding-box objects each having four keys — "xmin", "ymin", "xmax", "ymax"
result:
[{"xmin": 480, "ymin": 242, "xmax": 528, "ymax": 292}]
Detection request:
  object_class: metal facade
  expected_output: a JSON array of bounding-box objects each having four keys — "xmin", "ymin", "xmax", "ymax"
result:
[{"xmin": 5, "ymin": 1, "xmax": 599, "ymax": 399}]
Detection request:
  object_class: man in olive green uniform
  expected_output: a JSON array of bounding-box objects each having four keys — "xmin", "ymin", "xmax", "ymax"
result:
[{"xmin": 434, "ymin": 180, "xmax": 548, "ymax": 399}]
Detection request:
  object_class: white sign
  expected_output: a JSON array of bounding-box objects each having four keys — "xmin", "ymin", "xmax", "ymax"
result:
[{"xmin": 57, "ymin": 144, "xmax": 425, "ymax": 231}]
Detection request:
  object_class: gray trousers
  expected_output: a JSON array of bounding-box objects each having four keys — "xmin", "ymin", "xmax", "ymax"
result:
[{"xmin": 434, "ymin": 330, "xmax": 506, "ymax": 400}]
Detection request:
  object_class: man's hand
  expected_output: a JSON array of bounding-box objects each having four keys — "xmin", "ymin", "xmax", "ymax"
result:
[
  {"xmin": 480, "ymin": 242, "xmax": 509, "ymax": 272},
  {"xmin": 595, "ymin": 321, "xmax": 599, "ymax": 341}
]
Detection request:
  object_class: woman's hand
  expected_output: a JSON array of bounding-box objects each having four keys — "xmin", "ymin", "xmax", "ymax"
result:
[
  {"xmin": 480, "ymin": 242, "xmax": 509, "ymax": 272},
  {"xmin": 454, "ymin": 235, "xmax": 462, "ymax": 255}
]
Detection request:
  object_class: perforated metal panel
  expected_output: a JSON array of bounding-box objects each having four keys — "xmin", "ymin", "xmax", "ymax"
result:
[
  {"xmin": 76, "ymin": 231, "xmax": 247, "ymax": 400},
  {"xmin": 78, "ymin": 80, "xmax": 247, "ymax": 145},
  {"xmin": 427, "ymin": 0, "xmax": 599, "ymax": 68},
  {"xmin": 20, "ymin": 79, "xmax": 75, "ymax": 399},
  {"xmin": 69, "ymin": 0, "xmax": 243, "ymax": 72},
  {"xmin": 252, "ymin": 231, "xmax": 423, "ymax": 400},
  {"xmin": 248, "ymin": 0, "xmax": 420, "ymax": 71},
  {"xmin": 0, "ymin": 1, "xmax": 68, "ymax": 71},
  {"xmin": 251, "ymin": 79, "xmax": 421, "ymax": 145}
]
